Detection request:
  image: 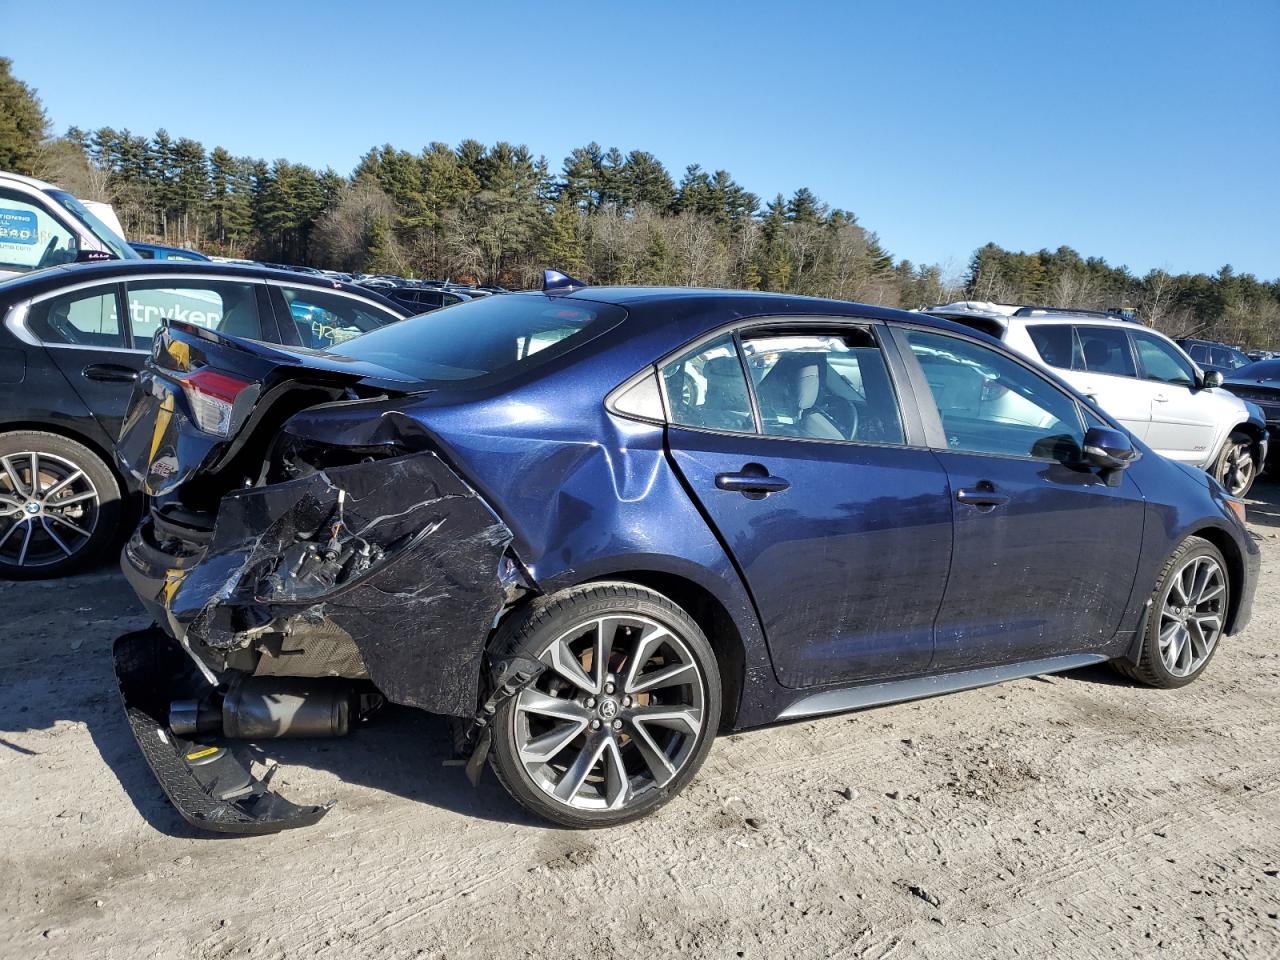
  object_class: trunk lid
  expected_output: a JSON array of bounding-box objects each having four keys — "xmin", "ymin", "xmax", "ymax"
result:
[{"xmin": 116, "ymin": 319, "xmax": 418, "ymax": 498}]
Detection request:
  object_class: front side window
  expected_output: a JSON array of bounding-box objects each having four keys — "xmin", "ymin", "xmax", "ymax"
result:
[
  {"xmin": 0, "ymin": 190, "xmax": 79, "ymax": 272},
  {"xmin": 1132, "ymin": 332, "xmax": 1196, "ymax": 386},
  {"xmin": 1211, "ymin": 345, "xmax": 1249, "ymax": 370},
  {"xmin": 27, "ymin": 288, "xmax": 124, "ymax": 347},
  {"xmin": 127, "ymin": 280, "xmax": 262, "ymax": 344},
  {"xmin": 661, "ymin": 333, "xmax": 754, "ymax": 433},
  {"xmin": 906, "ymin": 329, "xmax": 1085, "ymax": 462},
  {"xmin": 741, "ymin": 329, "xmax": 905, "ymax": 444},
  {"xmin": 1075, "ymin": 326, "xmax": 1136, "ymax": 377},
  {"xmin": 281, "ymin": 287, "xmax": 396, "ymax": 349}
]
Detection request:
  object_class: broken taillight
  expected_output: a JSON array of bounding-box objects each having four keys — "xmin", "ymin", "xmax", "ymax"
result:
[{"xmin": 180, "ymin": 369, "xmax": 255, "ymax": 437}]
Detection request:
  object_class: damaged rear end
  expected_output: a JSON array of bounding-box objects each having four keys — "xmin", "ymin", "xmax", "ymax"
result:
[{"xmin": 113, "ymin": 321, "xmax": 534, "ymax": 832}]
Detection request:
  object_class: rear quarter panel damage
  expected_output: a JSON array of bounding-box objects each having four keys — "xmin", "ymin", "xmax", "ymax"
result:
[{"xmin": 130, "ymin": 448, "xmax": 531, "ymax": 717}]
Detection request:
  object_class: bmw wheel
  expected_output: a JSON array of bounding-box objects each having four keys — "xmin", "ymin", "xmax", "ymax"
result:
[
  {"xmin": 0, "ymin": 431, "xmax": 122, "ymax": 580},
  {"xmin": 489, "ymin": 583, "xmax": 721, "ymax": 828},
  {"xmin": 1115, "ymin": 536, "xmax": 1228, "ymax": 688},
  {"xmin": 1214, "ymin": 431, "xmax": 1256, "ymax": 498}
]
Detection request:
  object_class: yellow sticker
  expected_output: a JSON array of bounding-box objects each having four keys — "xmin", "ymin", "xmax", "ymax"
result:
[{"xmin": 185, "ymin": 746, "xmax": 220, "ymax": 761}]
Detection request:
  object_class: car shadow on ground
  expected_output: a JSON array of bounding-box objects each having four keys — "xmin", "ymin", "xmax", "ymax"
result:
[
  {"xmin": 1243, "ymin": 472, "xmax": 1280, "ymax": 529},
  {"xmin": 0, "ymin": 573, "xmax": 538, "ymax": 838}
]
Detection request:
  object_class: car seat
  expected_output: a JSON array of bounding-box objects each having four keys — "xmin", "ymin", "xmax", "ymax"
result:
[{"xmin": 756, "ymin": 352, "xmax": 844, "ymax": 439}]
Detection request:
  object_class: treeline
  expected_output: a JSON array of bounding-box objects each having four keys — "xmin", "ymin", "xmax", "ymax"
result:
[{"xmin": 3, "ymin": 57, "xmax": 1277, "ymax": 346}]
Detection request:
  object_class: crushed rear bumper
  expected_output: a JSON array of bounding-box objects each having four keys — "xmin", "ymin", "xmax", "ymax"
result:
[{"xmin": 113, "ymin": 628, "xmax": 331, "ymax": 834}]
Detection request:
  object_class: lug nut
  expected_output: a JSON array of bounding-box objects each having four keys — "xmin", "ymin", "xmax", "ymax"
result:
[
  {"xmin": 586, "ymin": 697, "xmax": 596, "ymax": 708},
  {"xmin": 622, "ymin": 696, "xmax": 632, "ymax": 707},
  {"xmin": 604, "ymin": 682, "xmax": 615, "ymax": 695},
  {"xmin": 612, "ymin": 719, "xmax": 623, "ymax": 730},
  {"xmin": 590, "ymin": 719, "xmax": 601, "ymax": 730}
]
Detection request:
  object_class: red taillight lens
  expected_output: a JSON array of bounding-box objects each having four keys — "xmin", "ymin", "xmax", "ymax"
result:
[{"xmin": 180, "ymin": 369, "xmax": 255, "ymax": 437}]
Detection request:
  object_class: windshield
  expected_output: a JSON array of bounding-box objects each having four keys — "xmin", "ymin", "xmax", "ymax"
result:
[
  {"xmin": 324, "ymin": 292, "xmax": 626, "ymax": 388},
  {"xmin": 46, "ymin": 190, "xmax": 139, "ymax": 260}
]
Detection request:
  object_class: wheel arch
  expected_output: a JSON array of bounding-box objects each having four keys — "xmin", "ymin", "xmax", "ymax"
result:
[
  {"xmin": 586, "ymin": 569, "xmax": 747, "ymax": 729},
  {"xmin": 1189, "ymin": 524, "xmax": 1247, "ymax": 634},
  {"xmin": 0, "ymin": 419, "xmax": 130, "ymax": 492}
]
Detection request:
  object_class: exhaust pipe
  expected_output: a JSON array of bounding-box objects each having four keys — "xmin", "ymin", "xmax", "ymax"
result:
[{"xmin": 170, "ymin": 677, "xmax": 378, "ymax": 739}]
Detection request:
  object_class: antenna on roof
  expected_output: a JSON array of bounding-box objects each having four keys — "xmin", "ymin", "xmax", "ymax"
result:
[{"xmin": 543, "ymin": 269, "xmax": 588, "ymax": 294}]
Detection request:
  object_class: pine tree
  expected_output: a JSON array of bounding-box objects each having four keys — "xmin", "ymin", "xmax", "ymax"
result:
[{"xmin": 0, "ymin": 58, "xmax": 49, "ymax": 175}]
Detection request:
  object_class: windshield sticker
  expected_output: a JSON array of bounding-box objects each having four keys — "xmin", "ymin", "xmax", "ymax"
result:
[{"xmin": 0, "ymin": 208, "xmax": 39, "ymax": 245}]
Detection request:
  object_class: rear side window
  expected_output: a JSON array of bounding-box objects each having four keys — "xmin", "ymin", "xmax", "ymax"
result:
[
  {"xmin": 1187, "ymin": 343, "xmax": 1209, "ymax": 362},
  {"xmin": 1025, "ymin": 324, "xmax": 1082, "ymax": 371},
  {"xmin": 329, "ymin": 292, "xmax": 626, "ymax": 388},
  {"xmin": 0, "ymin": 190, "xmax": 79, "ymax": 273},
  {"xmin": 741, "ymin": 329, "xmax": 905, "ymax": 444},
  {"xmin": 27, "ymin": 288, "xmax": 124, "ymax": 347},
  {"xmin": 1075, "ymin": 326, "xmax": 1136, "ymax": 377},
  {"xmin": 662, "ymin": 333, "xmax": 754, "ymax": 433},
  {"xmin": 127, "ymin": 280, "xmax": 263, "ymax": 344},
  {"xmin": 281, "ymin": 287, "xmax": 396, "ymax": 349}
]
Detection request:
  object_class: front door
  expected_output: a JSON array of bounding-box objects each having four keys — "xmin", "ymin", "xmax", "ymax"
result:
[
  {"xmin": 662, "ymin": 325, "xmax": 953, "ymax": 688},
  {"xmin": 1129, "ymin": 330, "xmax": 1217, "ymax": 463},
  {"xmin": 897, "ymin": 326, "xmax": 1146, "ymax": 670}
]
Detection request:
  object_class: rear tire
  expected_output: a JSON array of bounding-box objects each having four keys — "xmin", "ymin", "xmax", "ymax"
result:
[
  {"xmin": 1113, "ymin": 536, "xmax": 1228, "ymax": 689},
  {"xmin": 489, "ymin": 582, "xmax": 721, "ymax": 828},
  {"xmin": 0, "ymin": 431, "xmax": 122, "ymax": 580},
  {"xmin": 1214, "ymin": 431, "xmax": 1257, "ymax": 498}
]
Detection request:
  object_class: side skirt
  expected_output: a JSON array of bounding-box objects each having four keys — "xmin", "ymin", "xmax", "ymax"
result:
[{"xmin": 776, "ymin": 653, "xmax": 1109, "ymax": 721}]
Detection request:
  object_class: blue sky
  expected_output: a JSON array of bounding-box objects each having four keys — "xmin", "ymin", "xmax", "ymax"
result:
[{"xmin": 4, "ymin": 0, "xmax": 1277, "ymax": 278}]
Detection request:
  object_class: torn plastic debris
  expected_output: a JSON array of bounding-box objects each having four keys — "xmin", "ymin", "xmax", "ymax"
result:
[
  {"xmin": 126, "ymin": 450, "xmax": 537, "ymax": 717},
  {"xmin": 112, "ymin": 628, "xmax": 332, "ymax": 834}
]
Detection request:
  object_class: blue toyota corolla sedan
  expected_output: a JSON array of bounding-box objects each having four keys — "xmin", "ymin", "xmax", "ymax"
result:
[{"xmin": 110, "ymin": 273, "xmax": 1258, "ymax": 832}]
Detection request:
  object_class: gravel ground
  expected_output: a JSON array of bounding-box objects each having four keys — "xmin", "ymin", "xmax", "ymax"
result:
[{"xmin": 1, "ymin": 483, "xmax": 1278, "ymax": 960}]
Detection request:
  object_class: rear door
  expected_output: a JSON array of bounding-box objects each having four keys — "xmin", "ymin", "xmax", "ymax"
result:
[
  {"xmin": 895, "ymin": 325, "xmax": 1146, "ymax": 669},
  {"xmin": 21, "ymin": 281, "xmax": 143, "ymax": 441},
  {"xmin": 662, "ymin": 321, "xmax": 953, "ymax": 688},
  {"xmin": 1129, "ymin": 330, "xmax": 1217, "ymax": 462}
]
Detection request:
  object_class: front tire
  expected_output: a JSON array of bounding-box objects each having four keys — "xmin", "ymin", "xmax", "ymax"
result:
[
  {"xmin": 1214, "ymin": 431, "xmax": 1257, "ymax": 497},
  {"xmin": 1114, "ymin": 536, "xmax": 1229, "ymax": 688},
  {"xmin": 489, "ymin": 583, "xmax": 721, "ymax": 828},
  {"xmin": 0, "ymin": 431, "xmax": 122, "ymax": 580}
]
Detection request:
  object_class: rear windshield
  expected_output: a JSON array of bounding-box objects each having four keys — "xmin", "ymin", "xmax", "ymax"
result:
[{"xmin": 325, "ymin": 292, "xmax": 626, "ymax": 387}]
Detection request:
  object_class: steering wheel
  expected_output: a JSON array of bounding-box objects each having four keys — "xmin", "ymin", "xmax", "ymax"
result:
[{"xmin": 35, "ymin": 237, "xmax": 60, "ymax": 269}]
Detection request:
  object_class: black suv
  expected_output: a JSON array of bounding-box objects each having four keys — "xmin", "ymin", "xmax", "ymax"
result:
[
  {"xmin": 0, "ymin": 260, "xmax": 410, "ymax": 578},
  {"xmin": 1176, "ymin": 338, "xmax": 1252, "ymax": 377}
]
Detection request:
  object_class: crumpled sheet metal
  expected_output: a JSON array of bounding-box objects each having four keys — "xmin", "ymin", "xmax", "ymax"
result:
[{"xmin": 167, "ymin": 450, "xmax": 528, "ymax": 717}]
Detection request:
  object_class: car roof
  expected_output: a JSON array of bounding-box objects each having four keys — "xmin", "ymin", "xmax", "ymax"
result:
[
  {"xmin": 559, "ymin": 285, "xmax": 921, "ymax": 321},
  {"xmin": 0, "ymin": 259, "xmax": 411, "ymax": 314},
  {"xmin": 0, "ymin": 171, "xmax": 58, "ymax": 191}
]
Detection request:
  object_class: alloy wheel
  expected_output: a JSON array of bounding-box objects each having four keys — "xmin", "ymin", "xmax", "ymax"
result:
[
  {"xmin": 0, "ymin": 451, "xmax": 101, "ymax": 569},
  {"xmin": 1220, "ymin": 441, "xmax": 1254, "ymax": 497},
  {"xmin": 1158, "ymin": 554, "xmax": 1226, "ymax": 677},
  {"xmin": 512, "ymin": 614, "xmax": 706, "ymax": 812}
]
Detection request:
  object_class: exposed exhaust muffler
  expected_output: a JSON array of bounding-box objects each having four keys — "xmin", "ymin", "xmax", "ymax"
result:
[{"xmin": 169, "ymin": 677, "xmax": 381, "ymax": 740}]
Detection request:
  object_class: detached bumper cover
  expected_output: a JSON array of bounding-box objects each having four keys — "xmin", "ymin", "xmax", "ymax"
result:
[
  {"xmin": 122, "ymin": 450, "xmax": 532, "ymax": 717},
  {"xmin": 113, "ymin": 628, "xmax": 331, "ymax": 834}
]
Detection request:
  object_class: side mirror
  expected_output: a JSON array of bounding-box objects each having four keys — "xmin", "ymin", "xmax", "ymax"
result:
[
  {"xmin": 1083, "ymin": 427, "xmax": 1140, "ymax": 470},
  {"xmin": 1201, "ymin": 370, "xmax": 1224, "ymax": 389}
]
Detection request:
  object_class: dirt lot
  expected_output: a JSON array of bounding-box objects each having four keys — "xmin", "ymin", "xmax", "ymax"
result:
[{"xmin": 2, "ymin": 485, "xmax": 1278, "ymax": 960}]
